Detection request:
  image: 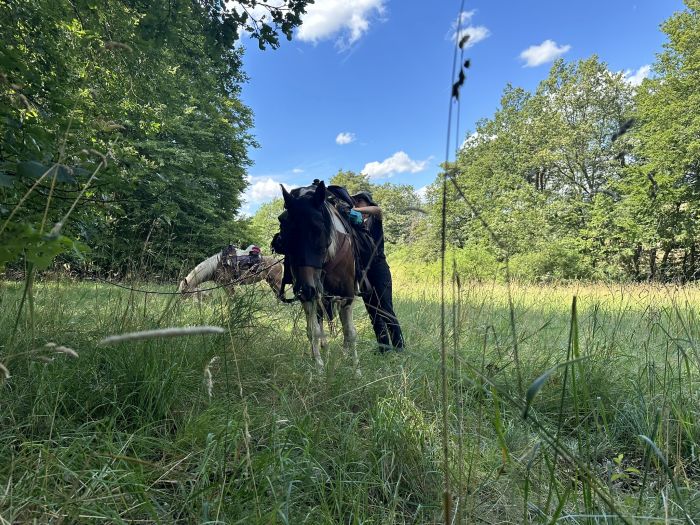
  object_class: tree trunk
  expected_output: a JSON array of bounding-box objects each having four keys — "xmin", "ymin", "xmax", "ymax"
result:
[
  {"xmin": 649, "ymin": 248, "xmax": 657, "ymax": 281},
  {"xmin": 690, "ymin": 243, "xmax": 697, "ymax": 281},
  {"xmin": 660, "ymin": 248, "xmax": 671, "ymax": 281},
  {"xmin": 633, "ymin": 243, "xmax": 642, "ymax": 281}
]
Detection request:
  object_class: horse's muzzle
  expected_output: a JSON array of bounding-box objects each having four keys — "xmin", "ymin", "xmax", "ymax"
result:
[{"xmin": 292, "ymin": 266, "xmax": 321, "ymax": 302}]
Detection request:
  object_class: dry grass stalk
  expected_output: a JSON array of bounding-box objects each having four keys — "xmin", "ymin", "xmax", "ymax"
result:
[
  {"xmin": 204, "ymin": 356, "xmax": 219, "ymax": 399},
  {"xmin": 100, "ymin": 326, "xmax": 225, "ymax": 345}
]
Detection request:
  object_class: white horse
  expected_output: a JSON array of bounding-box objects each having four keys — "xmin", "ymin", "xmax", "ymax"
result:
[{"xmin": 178, "ymin": 245, "xmax": 283, "ymax": 299}]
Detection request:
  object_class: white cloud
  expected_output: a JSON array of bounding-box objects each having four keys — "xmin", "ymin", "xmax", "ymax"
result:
[
  {"xmin": 292, "ymin": 168, "xmax": 304, "ymax": 174},
  {"xmin": 623, "ymin": 64, "xmax": 651, "ymax": 87},
  {"xmin": 362, "ymin": 151, "xmax": 429, "ymax": 179},
  {"xmin": 450, "ymin": 10, "xmax": 490, "ymax": 49},
  {"xmin": 242, "ymin": 176, "xmax": 288, "ymax": 205},
  {"xmin": 238, "ymin": 175, "xmax": 289, "ymax": 217},
  {"xmin": 416, "ymin": 185, "xmax": 429, "ymax": 201},
  {"xmin": 520, "ymin": 40, "xmax": 571, "ymax": 67},
  {"xmin": 297, "ymin": 0, "xmax": 385, "ymax": 49},
  {"xmin": 335, "ymin": 132, "xmax": 356, "ymax": 145}
]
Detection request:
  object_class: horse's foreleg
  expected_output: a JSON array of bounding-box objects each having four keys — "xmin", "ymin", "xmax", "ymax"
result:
[
  {"xmin": 303, "ymin": 301, "xmax": 325, "ymax": 369},
  {"xmin": 339, "ymin": 299, "xmax": 359, "ymax": 374},
  {"xmin": 316, "ymin": 304, "xmax": 329, "ymax": 350}
]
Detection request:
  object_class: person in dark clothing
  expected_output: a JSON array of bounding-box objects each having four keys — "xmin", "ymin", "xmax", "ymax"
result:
[{"xmin": 351, "ymin": 191, "xmax": 405, "ymax": 352}]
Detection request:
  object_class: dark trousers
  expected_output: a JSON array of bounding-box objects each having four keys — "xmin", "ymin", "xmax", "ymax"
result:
[{"xmin": 362, "ymin": 258, "xmax": 404, "ymax": 350}]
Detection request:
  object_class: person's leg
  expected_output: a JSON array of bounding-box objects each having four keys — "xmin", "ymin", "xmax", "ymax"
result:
[
  {"xmin": 371, "ymin": 263, "xmax": 405, "ymax": 350},
  {"xmin": 362, "ymin": 291, "xmax": 391, "ymax": 349}
]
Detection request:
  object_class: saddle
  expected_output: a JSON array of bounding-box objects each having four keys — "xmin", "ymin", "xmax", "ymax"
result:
[
  {"xmin": 326, "ymin": 186, "xmax": 375, "ymax": 293},
  {"xmin": 221, "ymin": 244, "xmax": 262, "ymax": 273}
]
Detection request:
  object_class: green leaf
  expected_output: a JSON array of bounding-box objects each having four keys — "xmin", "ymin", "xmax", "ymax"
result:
[
  {"xmin": 0, "ymin": 222, "xmax": 84, "ymax": 270},
  {"xmin": 637, "ymin": 434, "xmax": 692, "ymax": 523},
  {"xmin": 522, "ymin": 356, "xmax": 589, "ymax": 419},
  {"xmin": 491, "ymin": 385, "xmax": 510, "ymax": 465}
]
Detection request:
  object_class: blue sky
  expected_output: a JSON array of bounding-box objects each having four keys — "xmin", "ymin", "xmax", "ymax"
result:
[{"xmin": 238, "ymin": 0, "xmax": 685, "ymax": 214}]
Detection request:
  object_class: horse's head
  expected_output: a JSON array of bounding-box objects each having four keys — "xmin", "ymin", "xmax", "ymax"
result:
[
  {"xmin": 280, "ymin": 181, "xmax": 331, "ymax": 302},
  {"xmin": 220, "ymin": 244, "xmax": 239, "ymax": 269}
]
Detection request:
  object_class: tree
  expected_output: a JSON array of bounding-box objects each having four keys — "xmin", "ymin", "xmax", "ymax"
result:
[
  {"xmin": 435, "ymin": 56, "xmax": 636, "ymax": 279},
  {"xmin": 329, "ymin": 170, "xmax": 372, "ymax": 194},
  {"xmin": 534, "ymin": 57, "xmax": 634, "ymax": 201},
  {"xmin": 372, "ymin": 183, "xmax": 422, "ymax": 246},
  {"xmin": 632, "ymin": 0, "xmax": 700, "ymax": 280},
  {"xmin": 0, "ymin": 0, "xmax": 313, "ymax": 275},
  {"xmin": 250, "ymin": 198, "xmax": 284, "ymax": 250}
]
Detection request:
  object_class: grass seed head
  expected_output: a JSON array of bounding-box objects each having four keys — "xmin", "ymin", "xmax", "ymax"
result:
[
  {"xmin": 54, "ymin": 346, "xmax": 79, "ymax": 359},
  {"xmin": 204, "ymin": 356, "xmax": 219, "ymax": 399}
]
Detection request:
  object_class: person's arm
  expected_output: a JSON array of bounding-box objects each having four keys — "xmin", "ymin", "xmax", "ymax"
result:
[{"xmin": 353, "ymin": 205, "xmax": 382, "ymax": 218}]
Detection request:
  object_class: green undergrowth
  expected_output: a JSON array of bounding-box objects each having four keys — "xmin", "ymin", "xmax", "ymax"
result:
[{"xmin": 1, "ymin": 276, "xmax": 699, "ymax": 523}]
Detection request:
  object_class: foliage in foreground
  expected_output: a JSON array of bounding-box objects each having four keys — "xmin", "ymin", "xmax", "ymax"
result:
[
  {"xmin": 1, "ymin": 276, "xmax": 699, "ymax": 523},
  {"xmin": 0, "ymin": 0, "xmax": 313, "ymax": 276}
]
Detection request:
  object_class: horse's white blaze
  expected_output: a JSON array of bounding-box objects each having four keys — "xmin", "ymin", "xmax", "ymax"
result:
[{"xmin": 178, "ymin": 252, "xmax": 221, "ymax": 292}]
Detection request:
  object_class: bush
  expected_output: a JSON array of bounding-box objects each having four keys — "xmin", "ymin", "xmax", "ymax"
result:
[
  {"xmin": 510, "ymin": 237, "xmax": 593, "ymax": 281},
  {"xmin": 389, "ymin": 243, "xmax": 501, "ymax": 282}
]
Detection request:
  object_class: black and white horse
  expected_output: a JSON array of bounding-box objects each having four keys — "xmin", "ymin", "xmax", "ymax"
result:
[{"xmin": 279, "ymin": 181, "xmax": 358, "ymax": 370}]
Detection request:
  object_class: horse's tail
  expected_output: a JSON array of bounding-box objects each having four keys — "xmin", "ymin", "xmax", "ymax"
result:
[{"xmin": 178, "ymin": 252, "xmax": 221, "ymax": 293}]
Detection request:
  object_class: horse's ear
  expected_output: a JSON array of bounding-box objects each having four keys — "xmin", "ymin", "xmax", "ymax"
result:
[
  {"xmin": 281, "ymin": 184, "xmax": 292, "ymax": 208},
  {"xmin": 313, "ymin": 181, "xmax": 326, "ymax": 207}
]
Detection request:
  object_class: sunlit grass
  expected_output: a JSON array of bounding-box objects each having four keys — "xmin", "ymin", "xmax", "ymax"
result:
[{"xmin": 1, "ymin": 272, "xmax": 699, "ymax": 523}]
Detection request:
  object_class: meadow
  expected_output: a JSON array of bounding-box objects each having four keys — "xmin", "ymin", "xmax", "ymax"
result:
[{"xmin": 1, "ymin": 263, "xmax": 699, "ymax": 524}]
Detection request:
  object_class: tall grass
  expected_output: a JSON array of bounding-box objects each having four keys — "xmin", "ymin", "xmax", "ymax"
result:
[{"xmin": 1, "ymin": 269, "xmax": 699, "ymax": 523}]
